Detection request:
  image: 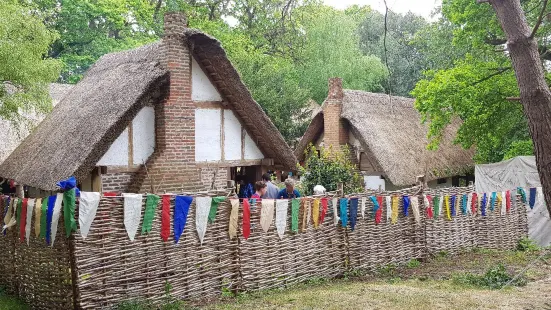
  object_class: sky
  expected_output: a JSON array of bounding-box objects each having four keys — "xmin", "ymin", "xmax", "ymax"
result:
[{"xmin": 323, "ymin": 0, "xmax": 442, "ymax": 19}]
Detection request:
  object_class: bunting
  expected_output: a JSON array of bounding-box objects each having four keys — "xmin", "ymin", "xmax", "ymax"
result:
[
  {"xmin": 19, "ymin": 198, "xmax": 28, "ymax": 243},
  {"xmin": 50, "ymin": 193, "xmax": 64, "ymax": 246},
  {"xmin": 208, "ymin": 197, "xmax": 226, "ymax": 224},
  {"xmin": 15, "ymin": 198, "xmax": 22, "ymax": 232},
  {"xmin": 360, "ymin": 196, "xmax": 367, "ymax": 219},
  {"xmin": 490, "ymin": 192, "xmax": 497, "ymax": 212},
  {"xmin": 481, "ymin": 193, "xmax": 487, "ymax": 216},
  {"xmin": 275, "ymin": 200, "xmax": 288, "ymax": 239},
  {"xmin": 529, "ymin": 188, "xmax": 537, "ymax": 209},
  {"xmin": 195, "ymin": 197, "xmax": 211, "ymax": 245},
  {"xmin": 161, "ymin": 195, "xmax": 171, "ymax": 242},
  {"xmin": 450, "ymin": 195, "xmax": 456, "ymax": 217},
  {"xmin": 500, "ymin": 192, "xmax": 506, "ymax": 215},
  {"xmin": 349, "ymin": 198, "xmax": 358, "ymax": 231},
  {"xmin": 332, "ymin": 198, "xmax": 340, "ymax": 225},
  {"xmin": 25, "ymin": 199, "xmax": 35, "ymax": 245},
  {"xmin": 506, "ymin": 190, "xmax": 511, "ymax": 213},
  {"xmin": 320, "ymin": 198, "xmax": 328, "ymax": 224},
  {"xmin": 466, "ymin": 194, "xmax": 472, "ymax": 215},
  {"xmin": 471, "ymin": 193, "xmax": 478, "ymax": 215},
  {"xmin": 63, "ymin": 188, "xmax": 77, "ymax": 237},
  {"xmin": 424, "ymin": 195, "xmax": 433, "ymax": 219},
  {"xmin": 228, "ymin": 199, "xmax": 239, "ymax": 240},
  {"xmin": 301, "ymin": 198, "xmax": 309, "ymax": 232},
  {"xmin": 386, "ymin": 196, "xmax": 392, "ymax": 221},
  {"xmin": 3, "ymin": 197, "xmax": 15, "ymax": 233},
  {"xmin": 339, "ymin": 198, "xmax": 348, "ymax": 228},
  {"xmin": 444, "ymin": 196, "xmax": 452, "ymax": 220},
  {"xmin": 391, "ymin": 196, "xmax": 399, "ymax": 224},
  {"xmin": 79, "ymin": 192, "xmax": 100, "ymax": 239},
  {"xmin": 312, "ymin": 199, "xmax": 320, "ymax": 228},
  {"xmin": 411, "ymin": 196, "xmax": 420, "ymax": 224},
  {"xmin": 123, "ymin": 193, "xmax": 142, "ymax": 242},
  {"xmin": 174, "ymin": 196, "xmax": 192, "ymax": 244},
  {"xmin": 376, "ymin": 196, "xmax": 383, "ymax": 224},
  {"xmin": 517, "ymin": 187, "xmax": 527, "ymax": 203},
  {"xmin": 260, "ymin": 199, "xmax": 275, "ymax": 233},
  {"xmin": 242, "ymin": 199, "xmax": 251, "ymax": 239},
  {"xmin": 370, "ymin": 196, "xmax": 379, "ymax": 218},
  {"xmin": 403, "ymin": 195, "xmax": 410, "ymax": 217},
  {"xmin": 41, "ymin": 197, "xmax": 49, "ymax": 239},
  {"xmin": 141, "ymin": 194, "xmax": 160, "ymax": 235},
  {"xmin": 461, "ymin": 195, "xmax": 467, "ymax": 215},
  {"xmin": 34, "ymin": 198, "xmax": 42, "ymax": 238},
  {"xmin": 433, "ymin": 195, "xmax": 440, "ymax": 217},
  {"xmin": 291, "ymin": 198, "xmax": 300, "ymax": 233}
]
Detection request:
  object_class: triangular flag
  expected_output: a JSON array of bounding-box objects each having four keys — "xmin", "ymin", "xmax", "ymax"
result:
[
  {"xmin": 360, "ymin": 196, "xmax": 367, "ymax": 219},
  {"xmin": 195, "ymin": 196, "xmax": 211, "ymax": 245},
  {"xmin": 320, "ymin": 198, "xmax": 328, "ymax": 224},
  {"xmin": 79, "ymin": 192, "xmax": 100, "ymax": 239},
  {"xmin": 291, "ymin": 198, "xmax": 300, "ymax": 233},
  {"xmin": 391, "ymin": 196, "xmax": 399, "ymax": 224},
  {"xmin": 529, "ymin": 187, "xmax": 537, "ymax": 209},
  {"xmin": 312, "ymin": 198, "xmax": 320, "ymax": 228},
  {"xmin": 174, "ymin": 196, "xmax": 192, "ymax": 244},
  {"xmin": 142, "ymin": 194, "xmax": 160, "ymax": 235},
  {"xmin": 34, "ymin": 198, "xmax": 42, "ymax": 238},
  {"xmin": 123, "ymin": 193, "xmax": 143, "ymax": 242},
  {"xmin": 375, "ymin": 196, "xmax": 383, "ymax": 224},
  {"xmin": 500, "ymin": 191, "xmax": 506, "ymax": 215},
  {"xmin": 411, "ymin": 196, "xmax": 420, "ymax": 224},
  {"xmin": 63, "ymin": 188, "xmax": 77, "ymax": 237},
  {"xmin": 332, "ymin": 198, "xmax": 340, "ymax": 225},
  {"xmin": 50, "ymin": 193, "xmax": 64, "ymax": 246},
  {"xmin": 403, "ymin": 195, "xmax": 410, "ymax": 216},
  {"xmin": 424, "ymin": 195, "xmax": 433, "ymax": 219},
  {"xmin": 386, "ymin": 196, "xmax": 392, "ymax": 221},
  {"xmin": 161, "ymin": 195, "xmax": 171, "ymax": 242},
  {"xmin": 349, "ymin": 198, "xmax": 358, "ymax": 231},
  {"xmin": 25, "ymin": 199, "xmax": 35, "ymax": 245},
  {"xmin": 275, "ymin": 199, "xmax": 288, "ymax": 239},
  {"xmin": 19, "ymin": 198, "xmax": 28, "ymax": 243},
  {"xmin": 228, "ymin": 199, "xmax": 239, "ymax": 240},
  {"xmin": 208, "ymin": 197, "xmax": 226, "ymax": 224},
  {"xmin": 260, "ymin": 199, "xmax": 275, "ymax": 233},
  {"xmin": 339, "ymin": 198, "xmax": 348, "ymax": 228},
  {"xmin": 242, "ymin": 199, "xmax": 251, "ymax": 239}
]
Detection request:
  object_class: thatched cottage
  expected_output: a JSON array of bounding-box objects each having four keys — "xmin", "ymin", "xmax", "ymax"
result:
[
  {"xmin": 0, "ymin": 12, "xmax": 296, "ymax": 195},
  {"xmin": 295, "ymin": 78, "xmax": 475, "ymax": 190}
]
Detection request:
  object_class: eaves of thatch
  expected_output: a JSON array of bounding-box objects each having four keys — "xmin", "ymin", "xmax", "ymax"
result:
[
  {"xmin": 0, "ymin": 29, "xmax": 297, "ymax": 191},
  {"xmin": 295, "ymin": 90, "xmax": 475, "ymax": 187}
]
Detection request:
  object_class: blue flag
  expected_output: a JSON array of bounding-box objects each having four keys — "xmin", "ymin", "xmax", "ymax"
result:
[{"xmin": 174, "ymin": 196, "xmax": 193, "ymax": 244}]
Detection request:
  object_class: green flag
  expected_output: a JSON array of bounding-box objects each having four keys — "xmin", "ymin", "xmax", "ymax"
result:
[
  {"xmin": 142, "ymin": 194, "xmax": 160, "ymax": 234},
  {"xmin": 15, "ymin": 198, "xmax": 22, "ymax": 228},
  {"xmin": 63, "ymin": 188, "xmax": 77, "ymax": 237},
  {"xmin": 291, "ymin": 199, "xmax": 300, "ymax": 233},
  {"xmin": 433, "ymin": 196, "xmax": 440, "ymax": 217},
  {"xmin": 208, "ymin": 197, "xmax": 226, "ymax": 223},
  {"xmin": 40, "ymin": 198, "xmax": 48, "ymax": 239}
]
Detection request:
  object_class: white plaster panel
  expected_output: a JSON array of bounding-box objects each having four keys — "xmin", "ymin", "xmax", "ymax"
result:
[
  {"xmin": 244, "ymin": 131, "xmax": 264, "ymax": 160},
  {"xmin": 224, "ymin": 110, "xmax": 242, "ymax": 160},
  {"xmin": 192, "ymin": 57, "xmax": 222, "ymax": 101},
  {"xmin": 132, "ymin": 106, "xmax": 155, "ymax": 165},
  {"xmin": 364, "ymin": 175, "xmax": 386, "ymax": 191},
  {"xmin": 97, "ymin": 128, "xmax": 129, "ymax": 166},
  {"xmin": 195, "ymin": 109, "xmax": 222, "ymax": 161}
]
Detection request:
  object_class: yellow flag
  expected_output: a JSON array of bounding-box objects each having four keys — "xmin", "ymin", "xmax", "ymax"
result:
[
  {"xmin": 391, "ymin": 196, "xmax": 399, "ymax": 224},
  {"xmin": 445, "ymin": 195, "xmax": 451, "ymax": 220},
  {"xmin": 34, "ymin": 198, "xmax": 42, "ymax": 238},
  {"xmin": 312, "ymin": 199, "xmax": 320, "ymax": 228}
]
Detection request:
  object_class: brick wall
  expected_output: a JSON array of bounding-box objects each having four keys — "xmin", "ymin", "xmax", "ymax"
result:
[
  {"xmin": 200, "ymin": 167, "xmax": 228, "ymax": 190},
  {"xmin": 101, "ymin": 172, "xmax": 133, "ymax": 192},
  {"xmin": 323, "ymin": 78, "xmax": 347, "ymax": 149},
  {"xmin": 128, "ymin": 12, "xmax": 205, "ymax": 193}
]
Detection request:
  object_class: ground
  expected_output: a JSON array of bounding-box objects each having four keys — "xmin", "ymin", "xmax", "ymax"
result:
[{"xmin": 3, "ymin": 248, "xmax": 551, "ymax": 309}]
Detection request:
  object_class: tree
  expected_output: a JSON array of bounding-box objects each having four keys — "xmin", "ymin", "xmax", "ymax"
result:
[
  {"xmin": 0, "ymin": 0, "xmax": 61, "ymax": 124},
  {"xmin": 479, "ymin": 0, "xmax": 551, "ymax": 216}
]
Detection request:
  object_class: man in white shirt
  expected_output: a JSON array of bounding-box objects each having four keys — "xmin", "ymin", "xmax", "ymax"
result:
[{"xmin": 262, "ymin": 173, "xmax": 279, "ymax": 199}]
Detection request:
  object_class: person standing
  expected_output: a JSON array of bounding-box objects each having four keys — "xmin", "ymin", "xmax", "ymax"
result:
[
  {"xmin": 278, "ymin": 178, "xmax": 301, "ymax": 199},
  {"xmin": 251, "ymin": 181, "xmax": 268, "ymax": 199},
  {"xmin": 261, "ymin": 173, "xmax": 279, "ymax": 199}
]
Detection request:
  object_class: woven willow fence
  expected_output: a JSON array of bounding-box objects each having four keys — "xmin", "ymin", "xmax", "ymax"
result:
[{"xmin": 0, "ymin": 186, "xmax": 528, "ymax": 309}]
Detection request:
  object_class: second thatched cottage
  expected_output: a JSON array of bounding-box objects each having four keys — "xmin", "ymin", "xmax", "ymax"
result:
[
  {"xmin": 0, "ymin": 12, "xmax": 296, "ymax": 195},
  {"xmin": 295, "ymin": 78, "xmax": 475, "ymax": 190}
]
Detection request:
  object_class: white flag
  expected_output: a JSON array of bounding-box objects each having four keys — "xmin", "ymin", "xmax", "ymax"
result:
[
  {"xmin": 25, "ymin": 199, "xmax": 35, "ymax": 245},
  {"xmin": 123, "ymin": 193, "xmax": 143, "ymax": 241},
  {"xmin": 195, "ymin": 197, "xmax": 211, "ymax": 245},
  {"xmin": 275, "ymin": 200, "xmax": 288, "ymax": 239},
  {"xmin": 50, "ymin": 193, "xmax": 64, "ymax": 247},
  {"xmin": 79, "ymin": 192, "xmax": 100, "ymax": 239}
]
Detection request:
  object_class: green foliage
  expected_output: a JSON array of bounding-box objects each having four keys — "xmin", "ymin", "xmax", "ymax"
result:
[
  {"xmin": 406, "ymin": 259, "xmax": 421, "ymax": 269},
  {"xmin": 503, "ymin": 140, "xmax": 534, "ymax": 160},
  {"xmin": 298, "ymin": 145, "xmax": 364, "ymax": 195},
  {"xmin": 516, "ymin": 238, "xmax": 539, "ymax": 252},
  {"xmin": 0, "ymin": 0, "xmax": 61, "ymax": 124},
  {"xmin": 452, "ymin": 264, "xmax": 526, "ymax": 289}
]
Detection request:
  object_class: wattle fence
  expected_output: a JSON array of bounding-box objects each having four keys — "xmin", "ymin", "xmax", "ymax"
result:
[{"xmin": 0, "ymin": 186, "xmax": 528, "ymax": 309}]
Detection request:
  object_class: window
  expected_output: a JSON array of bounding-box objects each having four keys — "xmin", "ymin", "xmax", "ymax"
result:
[{"xmin": 437, "ymin": 178, "xmax": 447, "ymax": 184}]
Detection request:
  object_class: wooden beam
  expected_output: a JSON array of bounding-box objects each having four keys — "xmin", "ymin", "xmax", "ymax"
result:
[
  {"xmin": 194, "ymin": 101, "xmax": 227, "ymax": 109},
  {"xmin": 127, "ymin": 123, "xmax": 133, "ymax": 167},
  {"xmin": 196, "ymin": 159, "xmax": 264, "ymax": 168}
]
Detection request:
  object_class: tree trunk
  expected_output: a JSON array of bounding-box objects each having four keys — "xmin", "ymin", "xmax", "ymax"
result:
[{"xmin": 487, "ymin": 0, "xmax": 551, "ymax": 215}]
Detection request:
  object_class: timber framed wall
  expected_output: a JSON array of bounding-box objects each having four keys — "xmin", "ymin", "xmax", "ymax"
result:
[{"xmin": 0, "ymin": 186, "xmax": 528, "ymax": 309}]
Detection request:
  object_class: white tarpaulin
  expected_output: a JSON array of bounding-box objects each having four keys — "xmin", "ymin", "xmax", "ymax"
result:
[{"xmin": 475, "ymin": 156, "xmax": 551, "ymax": 246}]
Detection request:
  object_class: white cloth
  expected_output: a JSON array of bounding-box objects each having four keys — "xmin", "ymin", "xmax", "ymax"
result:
[
  {"xmin": 467, "ymin": 194, "xmax": 472, "ymax": 215},
  {"xmin": 3, "ymin": 198, "xmax": 16, "ymax": 232},
  {"xmin": 360, "ymin": 197, "xmax": 367, "ymax": 219},
  {"xmin": 195, "ymin": 197, "xmax": 211, "ymax": 245},
  {"xmin": 275, "ymin": 200, "xmax": 288, "ymax": 239},
  {"xmin": 228, "ymin": 199, "xmax": 239, "ymax": 240},
  {"xmin": 123, "ymin": 193, "xmax": 143, "ymax": 242},
  {"xmin": 79, "ymin": 192, "xmax": 100, "ymax": 239},
  {"xmin": 260, "ymin": 199, "xmax": 275, "ymax": 233},
  {"xmin": 438, "ymin": 196, "xmax": 444, "ymax": 217},
  {"xmin": 386, "ymin": 196, "xmax": 392, "ymax": 220},
  {"xmin": 411, "ymin": 196, "xmax": 420, "ymax": 224},
  {"xmin": 25, "ymin": 199, "xmax": 35, "ymax": 245},
  {"xmin": 332, "ymin": 198, "xmax": 340, "ymax": 225},
  {"xmin": 501, "ymin": 191, "xmax": 507, "ymax": 215},
  {"xmin": 50, "ymin": 193, "xmax": 64, "ymax": 247}
]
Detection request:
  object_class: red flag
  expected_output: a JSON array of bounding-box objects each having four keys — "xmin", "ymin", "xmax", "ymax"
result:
[
  {"xmin": 242, "ymin": 199, "xmax": 251, "ymax": 239},
  {"xmin": 375, "ymin": 196, "xmax": 383, "ymax": 224},
  {"xmin": 426, "ymin": 195, "xmax": 434, "ymax": 219},
  {"xmin": 20, "ymin": 198, "xmax": 28, "ymax": 243},
  {"xmin": 506, "ymin": 191, "xmax": 511, "ymax": 213},
  {"xmin": 471, "ymin": 193, "xmax": 478, "ymax": 214},
  {"xmin": 103, "ymin": 192, "xmax": 117, "ymax": 197},
  {"xmin": 319, "ymin": 198, "xmax": 328, "ymax": 223},
  {"xmin": 161, "ymin": 195, "xmax": 170, "ymax": 242}
]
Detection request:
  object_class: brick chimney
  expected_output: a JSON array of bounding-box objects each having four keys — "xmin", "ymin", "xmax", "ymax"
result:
[{"xmin": 323, "ymin": 78, "xmax": 347, "ymax": 149}]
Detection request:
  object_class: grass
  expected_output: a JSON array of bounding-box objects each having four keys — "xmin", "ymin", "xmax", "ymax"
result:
[
  {"xmin": 0, "ymin": 291, "xmax": 28, "ymax": 310},
  {"xmin": 3, "ymin": 246, "xmax": 551, "ymax": 310}
]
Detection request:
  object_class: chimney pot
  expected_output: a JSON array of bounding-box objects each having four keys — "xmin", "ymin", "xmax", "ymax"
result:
[{"xmin": 327, "ymin": 77, "xmax": 343, "ymax": 100}]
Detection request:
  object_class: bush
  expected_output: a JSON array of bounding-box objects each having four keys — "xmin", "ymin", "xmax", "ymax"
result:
[
  {"xmin": 516, "ymin": 237, "xmax": 539, "ymax": 252},
  {"xmin": 452, "ymin": 264, "xmax": 526, "ymax": 289},
  {"xmin": 298, "ymin": 144, "xmax": 364, "ymax": 195}
]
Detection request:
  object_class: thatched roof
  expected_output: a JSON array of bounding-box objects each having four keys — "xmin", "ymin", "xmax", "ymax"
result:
[
  {"xmin": 0, "ymin": 28, "xmax": 296, "ymax": 191},
  {"xmin": 0, "ymin": 83, "xmax": 73, "ymax": 164},
  {"xmin": 296, "ymin": 90, "xmax": 475, "ymax": 186}
]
